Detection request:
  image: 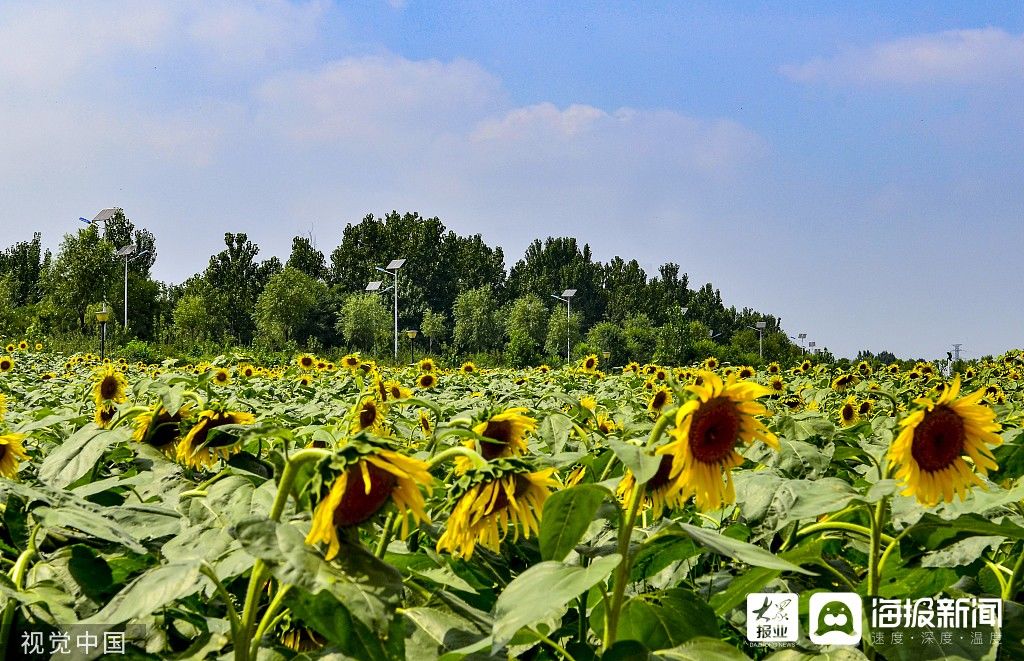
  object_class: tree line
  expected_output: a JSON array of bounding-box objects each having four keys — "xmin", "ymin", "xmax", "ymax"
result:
[{"xmin": 0, "ymin": 210, "xmax": 817, "ymax": 366}]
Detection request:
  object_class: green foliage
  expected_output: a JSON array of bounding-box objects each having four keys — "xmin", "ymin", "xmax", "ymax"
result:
[
  {"xmin": 254, "ymin": 267, "xmax": 327, "ymax": 346},
  {"xmin": 44, "ymin": 226, "xmax": 117, "ymax": 332},
  {"xmin": 545, "ymin": 308, "xmax": 583, "ymax": 359},
  {"xmin": 452, "ymin": 285, "xmax": 500, "ymax": 354},
  {"xmin": 419, "ymin": 308, "xmax": 447, "ymax": 352},
  {"xmin": 504, "ymin": 294, "xmax": 548, "ymax": 367},
  {"xmin": 336, "ymin": 292, "xmax": 391, "ymax": 352}
]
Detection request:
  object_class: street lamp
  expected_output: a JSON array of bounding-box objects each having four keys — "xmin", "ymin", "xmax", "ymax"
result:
[
  {"xmin": 366, "ymin": 258, "xmax": 406, "ymax": 360},
  {"xmin": 95, "ymin": 303, "xmax": 110, "ymax": 359},
  {"xmin": 550, "ymin": 288, "xmax": 576, "ymax": 362},
  {"xmin": 808, "ymin": 341, "xmax": 817, "ymax": 355},
  {"xmin": 749, "ymin": 321, "xmax": 767, "ymax": 360},
  {"xmin": 115, "ymin": 245, "xmax": 150, "ymax": 332},
  {"xmin": 406, "ymin": 329, "xmax": 418, "ymax": 365}
]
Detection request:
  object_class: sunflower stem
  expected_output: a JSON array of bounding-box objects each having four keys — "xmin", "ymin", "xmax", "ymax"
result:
[
  {"xmin": 375, "ymin": 512, "xmax": 398, "ymax": 558},
  {"xmin": 249, "ymin": 584, "xmax": 292, "ymax": 660},
  {"xmin": 602, "ymin": 408, "xmax": 676, "ymax": 651},
  {"xmin": 0, "ymin": 525, "xmax": 40, "ymax": 661},
  {"xmin": 425, "ymin": 446, "xmax": 487, "ymax": 470},
  {"xmin": 200, "ymin": 562, "xmax": 241, "ymax": 642},
  {"xmin": 1004, "ymin": 542, "xmax": 1024, "ymax": 601},
  {"xmin": 795, "ymin": 521, "xmax": 895, "ymax": 545}
]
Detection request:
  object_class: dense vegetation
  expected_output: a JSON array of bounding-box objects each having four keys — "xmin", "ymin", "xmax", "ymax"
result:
[{"xmin": 0, "ymin": 210, "xmax": 817, "ymax": 367}]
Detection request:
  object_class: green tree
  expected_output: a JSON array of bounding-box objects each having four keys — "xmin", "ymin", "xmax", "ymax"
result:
[
  {"xmin": 623, "ymin": 314, "xmax": 658, "ymax": 364},
  {"xmin": 420, "ymin": 309, "xmax": 447, "ymax": 353},
  {"xmin": 585, "ymin": 321, "xmax": 626, "ymax": 366},
  {"xmin": 602, "ymin": 257, "xmax": 648, "ymax": 324},
  {"xmin": 44, "ymin": 226, "xmax": 117, "ymax": 332},
  {"xmin": 0, "ymin": 232, "xmax": 47, "ymax": 306},
  {"xmin": 507, "ymin": 237, "xmax": 604, "ymax": 326},
  {"xmin": 254, "ymin": 267, "xmax": 326, "ymax": 346},
  {"xmin": 205, "ymin": 233, "xmax": 279, "ymax": 343},
  {"xmin": 452, "ymin": 286, "xmax": 500, "ymax": 354},
  {"xmin": 504, "ymin": 294, "xmax": 548, "ymax": 367},
  {"xmin": 286, "ymin": 236, "xmax": 326, "ymax": 280},
  {"xmin": 336, "ymin": 293, "xmax": 391, "ymax": 352}
]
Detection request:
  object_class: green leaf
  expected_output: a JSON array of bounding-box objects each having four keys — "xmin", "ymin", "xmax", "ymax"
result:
[
  {"xmin": 83, "ymin": 562, "xmax": 203, "ymax": 624},
  {"xmin": 34, "ymin": 505, "xmax": 146, "ymax": 554},
  {"xmin": 766, "ymin": 649, "xmax": 869, "ymax": 661},
  {"xmin": 674, "ymin": 523, "xmax": 815, "ymax": 575},
  {"xmin": 402, "ymin": 606, "xmax": 490, "ymax": 656},
  {"xmin": 607, "ymin": 438, "xmax": 661, "ymax": 484},
  {"xmin": 38, "ymin": 425, "xmax": 128, "ymax": 488},
  {"xmin": 709, "ymin": 538, "xmax": 831, "ymax": 616},
  {"xmin": 603, "ymin": 589, "xmax": 720, "ymax": 650},
  {"xmin": 537, "ymin": 412, "xmax": 574, "ymax": 454},
  {"xmin": 491, "ymin": 553, "xmax": 621, "ymax": 648},
  {"xmin": 909, "ymin": 513, "xmax": 1024, "ymax": 550},
  {"xmin": 655, "ymin": 637, "xmax": 752, "ymax": 660},
  {"xmin": 539, "ymin": 484, "xmax": 616, "ymax": 561},
  {"xmin": 921, "ymin": 535, "xmax": 1004, "ymax": 568}
]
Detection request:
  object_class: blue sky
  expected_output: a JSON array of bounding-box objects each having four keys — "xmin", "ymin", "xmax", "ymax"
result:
[{"xmin": 1, "ymin": 1, "xmax": 1022, "ymax": 359}]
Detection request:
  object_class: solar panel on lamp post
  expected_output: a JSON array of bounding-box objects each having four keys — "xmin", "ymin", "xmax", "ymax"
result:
[
  {"xmin": 550, "ymin": 288, "xmax": 576, "ymax": 362},
  {"xmin": 368, "ymin": 259, "xmax": 406, "ymax": 360},
  {"xmin": 749, "ymin": 321, "xmax": 767, "ymax": 360}
]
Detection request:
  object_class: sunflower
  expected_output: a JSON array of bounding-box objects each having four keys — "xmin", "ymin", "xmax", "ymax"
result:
[
  {"xmin": 210, "ymin": 367, "xmax": 231, "ymax": 386},
  {"xmin": 800, "ymin": 359, "xmax": 812, "ymax": 372},
  {"xmin": 648, "ymin": 387, "xmax": 673, "ymax": 414},
  {"xmin": 40, "ymin": 372, "xmax": 55, "ymax": 381},
  {"xmin": 460, "ymin": 361, "xmax": 477, "ymax": 374},
  {"xmin": 436, "ymin": 460, "xmax": 557, "ymax": 559},
  {"xmin": 0, "ymin": 356, "xmax": 14, "ymax": 372},
  {"xmin": 239, "ymin": 364, "xmax": 256, "ymax": 378},
  {"xmin": 296, "ymin": 353, "xmax": 316, "ymax": 370},
  {"xmin": 616, "ymin": 455, "xmax": 687, "ymax": 520},
  {"xmin": 93, "ymin": 365, "xmax": 127, "ymax": 405},
  {"xmin": 655, "ymin": 368, "xmax": 668, "ymax": 381},
  {"xmin": 341, "ymin": 353, "xmax": 361, "ymax": 370},
  {"xmin": 417, "ymin": 372, "xmax": 437, "ymax": 389},
  {"xmin": 177, "ymin": 409, "xmax": 256, "ymax": 469},
  {"xmin": 580, "ymin": 354, "xmax": 599, "ymax": 373},
  {"xmin": 296, "ymin": 374, "xmax": 313, "ymax": 387},
  {"xmin": 580, "ymin": 396, "xmax": 597, "ymax": 412},
  {"xmin": 4, "ymin": 344, "xmax": 14, "ymax": 353},
  {"xmin": 768, "ymin": 376, "xmax": 785, "ymax": 394},
  {"xmin": 305, "ymin": 443, "xmax": 432, "ymax": 560},
  {"xmin": 418, "ymin": 409, "xmax": 433, "ymax": 436},
  {"xmin": 887, "ymin": 375, "xmax": 1002, "ymax": 505},
  {"xmin": 537, "ymin": 364, "xmax": 551, "ymax": 374},
  {"xmin": 857, "ymin": 361, "xmax": 873, "ymax": 377},
  {"xmin": 703, "ymin": 357, "xmax": 719, "ymax": 370},
  {"xmin": 655, "ymin": 371, "xmax": 778, "ymax": 511},
  {"xmin": 133, "ymin": 403, "xmax": 193, "ymax": 455},
  {"xmin": 766, "ymin": 362, "xmax": 781, "ymax": 375},
  {"xmin": 624, "ymin": 362, "xmax": 640, "ymax": 374},
  {"xmin": 385, "ymin": 380, "xmax": 412, "ymax": 401},
  {"xmin": 831, "ymin": 373, "xmax": 858, "ymax": 392},
  {"xmin": 839, "ymin": 397, "xmax": 859, "ymax": 427},
  {"xmin": 596, "ymin": 412, "xmax": 617, "ymax": 434},
  {"xmin": 17, "ymin": 340, "xmax": 28, "ymax": 351},
  {"xmin": 0, "ymin": 393, "xmax": 6, "ymax": 420},
  {"xmin": 737, "ymin": 366, "xmax": 756, "ymax": 379},
  {"xmin": 0, "ymin": 433, "xmax": 29, "ymax": 478},
  {"xmin": 887, "ymin": 363, "xmax": 901, "ymax": 375},
  {"xmin": 94, "ymin": 403, "xmax": 117, "ymax": 428},
  {"xmin": 418, "ymin": 357, "xmax": 436, "ymax": 373},
  {"xmin": 352, "ymin": 397, "xmax": 386, "ymax": 434},
  {"xmin": 34, "ymin": 343, "xmax": 43, "ymax": 351},
  {"xmin": 460, "ymin": 407, "xmax": 537, "ymax": 469},
  {"xmin": 279, "ymin": 623, "xmax": 325, "ymax": 653},
  {"xmin": 858, "ymin": 399, "xmax": 874, "ymax": 416}
]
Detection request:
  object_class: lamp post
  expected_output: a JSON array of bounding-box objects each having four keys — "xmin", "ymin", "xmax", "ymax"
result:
[
  {"xmin": 406, "ymin": 329, "xmax": 418, "ymax": 365},
  {"xmin": 115, "ymin": 245, "xmax": 150, "ymax": 333},
  {"xmin": 95, "ymin": 303, "xmax": 110, "ymax": 360},
  {"xmin": 366, "ymin": 259, "xmax": 406, "ymax": 360},
  {"xmin": 550, "ymin": 288, "xmax": 576, "ymax": 362},
  {"xmin": 808, "ymin": 341, "xmax": 816, "ymax": 355},
  {"xmin": 749, "ymin": 321, "xmax": 767, "ymax": 360}
]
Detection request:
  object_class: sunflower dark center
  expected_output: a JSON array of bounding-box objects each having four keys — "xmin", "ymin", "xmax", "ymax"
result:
[
  {"xmin": 333, "ymin": 462, "xmax": 396, "ymax": 527},
  {"xmin": 99, "ymin": 375, "xmax": 119, "ymax": 399},
  {"xmin": 359, "ymin": 404, "xmax": 378, "ymax": 429},
  {"xmin": 148, "ymin": 410, "xmax": 182, "ymax": 448},
  {"xmin": 652, "ymin": 391, "xmax": 668, "ymax": 409},
  {"xmin": 480, "ymin": 420, "xmax": 514, "ymax": 459},
  {"xmin": 646, "ymin": 455, "xmax": 675, "ymax": 491},
  {"xmin": 485, "ymin": 474, "xmax": 530, "ymax": 513},
  {"xmin": 688, "ymin": 397, "xmax": 742, "ymax": 464},
  {"xmin": 841, "ymin": 404, "xmax": 855, "ymax": 421},
  {"xmin": 911, "ymin": 405, "xmax": 966, "ymax": 472}
]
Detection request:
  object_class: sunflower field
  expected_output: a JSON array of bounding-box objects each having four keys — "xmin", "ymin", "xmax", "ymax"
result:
[{"xmin": 1, "ymin": 346, "xmax": 1023, "ymax": 660}]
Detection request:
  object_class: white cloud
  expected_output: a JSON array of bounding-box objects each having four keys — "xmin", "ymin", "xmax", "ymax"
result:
[{"xmin": 782, "ymin": 27, "xmax": 1024, "ymax": 86}]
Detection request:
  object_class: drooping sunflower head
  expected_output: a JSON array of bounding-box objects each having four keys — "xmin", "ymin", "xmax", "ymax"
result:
[
  {"xmin": 888, "ymin": 375, "xmax": 1002, "ymax": 506},
  {"xmin": 648, "ymin": 387, "xmax": 673, "ymax": 414},
  {"xmin": 296, "ymin": 353, "xmax": 317, "ymax": 370},
  {"xmin": 858, "ymin": 399, "xmax": 874, "ymax": 416},
  {"xmin": 418, "ymin": 409, "xmax": 433, "ymax": 436},
  {"xmin": 94, "ymin": 402, "xmax": 117, "ymax": 428},
  {"xmin": 0, "ymin": 356, "xmax": 14, "ymax": 372},
  {"xmin": 857, "ymin": 361, "xmax": 873, "ymax": 377},
  {"xmin": 304, "ymin": 439, "xmax": 433, "ymax": 560},
  {"xmin": 839, "ymin": 396, "xmax": 859, "ymax": 427},
  {"xmin": 133, "ymin": 403, "xmax": 193, "ymax": 454},
  {"xmin": 417, "ymin": 372, "xmax": 437, "ymax": 389},
  {"xmin": 93, "ymin": 364, "xmax": 128, "ymax": 405},
  {"xmin": 176, "ymin": 408, "xmax": 256, "ymax": 469},
  {"xmin": 437, "ymin": 459, "xmax": 557, "ymax": 559},
  {"xmin": 468, "ymin": 407, "xmax": 537, "ymax": 462},
  {"xmin": 831, "ymin": 373, "xmax": 859, "ymax": 392},
  {"xmin": 616, "ymin": 455, "xmax": 686, "ymax": 520},
  {"xmin": 418, "ymin": 357, "xmax": 436, "ymax": 373},
  {"xmin": 461, "ymin": 361, "xmax": 477, "ymax": 374},
  {"xmin": 655, "ymin": 371, "xmax": 778, "ymax": 511},
  {"xmin": 352, "ymin": 397, "xmax": 386, "ymax": 434},
  {"xmin": 0, "ymin": 433, "xmax": 29, "ymax": 478}
]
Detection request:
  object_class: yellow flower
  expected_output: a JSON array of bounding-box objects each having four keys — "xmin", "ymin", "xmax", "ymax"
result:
[
  {"xmin": 0, "ymin": 433, "xmax": 29, "ymax": 478},
  {"xmin": 839, "ymin": 396, "xmax": 859, "ymax": 427},
  {"xmin": 177, "ymin": 410, "xmax": 256, "ymax": 469},
  {"xmin": 888, "ymin": 376, "xmax": 1002, "ymax": 506},
  {"xmin": 352, "ymin": 397, "xmax": 386, "ymax": 434},
  {"xmin": 703, "ymin": 357, "xmax": 719, "ymax": 370},
  {"xmin": 417, "ymin": 372, "xmax": 437, "ymax": 389},
  {"xmin": 617, "ymin": 456, "xmax": 686, "ymax": 520},
  {"xmin": 418, "ymin": 357, "xmax": 436, "ymax": 373},
  {"xmin": 341, "ymin": 353, "xmax": 362, "ymax": 370},
  {"xmin": 0, "ymin": 393, "xmax": 6, "ymax": 420},
  {"xmin": 596, "ymin": 412, "xmax": 617, "ymax": 434},
  {"xmin": 92, "ymin": 365, "xmax": 127, "ymax": 405},
  {"xmin": 655, "ymin": 371, "xmax": 778, "ymax": 511},
  {"xmin": 133, "ymin": 403, "xmax": 193, "ymax": 455},
  {"xmin": 737, "ymin": 366, "xmax": 756, "ymax": 379},
  {"xmin": 306, "ymin": 448, "xmax": 432, "ymax": 560},
  {"xmin": 460, "ymin": 361, "xmax": 477, "ymax": 374},
  {"xmin": 0, "ymin": 356, "xmax": 14, "ymax": 372},
  {"xmin": 831, "ymin": 373, "xmax": 859, "ymax": 391},
  {"xmin": 17, "ymin": 340, "xmax": 28, "ymax": 351},
  {"xmin": 580, "ymin": 396, "xmax": 597, "ymax": 412},
  {"xmin": 437, "ymin": 465, "xmax": 557, "ymax": 559},
  {"xmin": 581, "ymin": 354, "xmax": 599, "ymax": 373},
  {"xmin": 95, "ymin": 402, "xmax": 117, "ymax": 428},
  {"xmin": 768, "ymin": 376, "xmax": 785, "ymax": 395},
  {"xmin": 459, "ymin": 408, "xmax": 537, "ymax": 470},
  {"xmin": 385, "ymin": 380, "xmax": 412, "ymax": 401},
  {"xmin": 210, "ymin": 367, "xmax": 231, "ymax": 386},
  {"xmin": 239, "ymin": 364, "xmax": 256, "ymax": 378},
  {"xmin": 537, "ymin": 364, "xmax": 551, "ymax": 374},
  {"xmin": 34, "ymin": 342, "xmax": 43, "ymax": 351},
  {"xmin": 648, "ymin": 386, "xmax": 672, "ymax": 414},
  {"xmin": 296, "ymin": 353, "xmax": 317, "ymax": 370}
]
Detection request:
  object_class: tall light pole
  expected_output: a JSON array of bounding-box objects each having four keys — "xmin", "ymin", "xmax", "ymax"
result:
[
  {"xmin": 366, "ymin": 259, "xmax": 406, "ymax": 360},
  {"xmin": 808, "ymin": 341, "xmax": 816, "ymax": 355},
  {"xmin": 115, "ymin": 245, "xmax": 150, "ymax": 332},
  {"xmin": 749, "ymin": 321, "xmax": 767, "ymax": 360},
  {"xmin": 550, "ymin": 288, "xmax": 576, "ymax": 362}
]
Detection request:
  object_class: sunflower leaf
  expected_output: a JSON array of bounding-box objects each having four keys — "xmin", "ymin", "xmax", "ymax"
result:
[
  {"xmin": 675, "ymin": 523, "xmax": 815, "ymax": 575},
  {"xmin": 38, "ymin": 424, "xmax": 128, "ymax": 489},
  {"xmin": 540, "ymin": 483, "xmax": 618, "ymax": 561}
]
